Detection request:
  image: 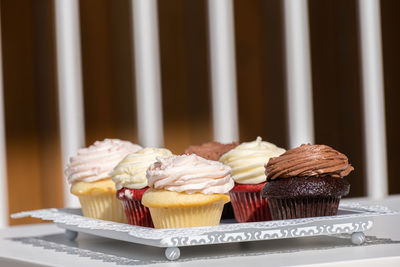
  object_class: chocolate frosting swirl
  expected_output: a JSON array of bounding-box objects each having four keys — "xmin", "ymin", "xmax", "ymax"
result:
[
  {"xmin": 184, "ymin": 141, "xmax": 239, "ymax": 161},
  {"xmin": 265, "ymin": 144, "xmax": 354, "ymax": 181}
]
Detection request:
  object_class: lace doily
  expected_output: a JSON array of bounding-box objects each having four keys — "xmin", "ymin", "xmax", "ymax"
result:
[{"xmin": 10, "ymin": 234, "xmax": 400, "ymax": 266}]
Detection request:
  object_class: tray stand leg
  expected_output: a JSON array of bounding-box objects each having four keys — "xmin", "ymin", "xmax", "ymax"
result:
[
  {"xmin": 351, "ymin": 232, "xmax": 365, "ymax": 245},
  {"xmin": 65, "ymin": 229, "xmax": 78, "ymax": 241},
  {"xmin": 165, "ymin": 247, "xmax": 180, "ymax": 261}
]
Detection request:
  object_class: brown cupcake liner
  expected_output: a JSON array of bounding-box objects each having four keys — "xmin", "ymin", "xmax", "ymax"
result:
[
  {"xmin": 120, "ymin": 199, "xmax": 154, "ymax": 227},
  {"xmin": 268, "ymin": 197, "xmax": 341, "ymax": 220},
  {"xmin": 229, "ymin": 191, "xmax": 271, "ymax": 222}
]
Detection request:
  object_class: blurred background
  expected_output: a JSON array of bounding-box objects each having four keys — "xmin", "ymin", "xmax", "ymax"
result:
[{"xmin": 1, "ymin": 0, "xmax": 400, "ymax": 225}]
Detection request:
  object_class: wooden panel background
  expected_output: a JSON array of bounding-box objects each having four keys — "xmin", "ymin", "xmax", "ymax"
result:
[
  {"xmin": 381, "ymin": 0, "xmax": 400, "ymax": 195},
  {"xmin": 235, "ymin": 0, "xmax": 287, "ymax": 148},
  {"xmin": 308, "ymin": 0, "xmax": 365, "ymax": 196},
  {"xmin": 1, "ymin": 0, "xmax": 399, "ymax": 225}
]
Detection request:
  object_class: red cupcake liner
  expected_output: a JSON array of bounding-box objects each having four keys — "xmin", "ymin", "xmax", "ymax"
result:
[
  {"xmin": 117, "ymin": 188, "xmax": 154, "ymax": 227},
  {"xmin": 268, "ymin": 197, "xmax": 341, "ymax": 220},
  {"xmin": 231, "ymin": 182, "xmax": 265, "ymax": 192},
  {"xmin": 229, "ymin": 183, "xmax": 271, "ymax": 222}
]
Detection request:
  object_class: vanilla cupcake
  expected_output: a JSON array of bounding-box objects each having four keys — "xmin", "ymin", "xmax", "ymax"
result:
[
  {"xmin": 110, "ymin": 148, "xmax": 172, "ymax": 227},
  {"xmin": 219, "ymin": 137, "xmax": 285, "ymax": 222},
  {"xmin": 142, "ymin": 154, "xmax": 234, "ymax": 228},
  {"xmin": 184, "ymin": 141, "xmax": 239, "ymax": 219},
  {"xmin": 65, "ymin": 139, "xmax": 141, "ymax": 222}
]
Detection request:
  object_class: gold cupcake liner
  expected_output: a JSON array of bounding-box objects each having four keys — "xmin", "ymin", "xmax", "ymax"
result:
[
  {"xmin": 149, "ymin": 201, "xmax": 225, "ymax": 228},
  {"xmin": 78, "ymin": 193, "xmax": 127, "ymax": 223}
]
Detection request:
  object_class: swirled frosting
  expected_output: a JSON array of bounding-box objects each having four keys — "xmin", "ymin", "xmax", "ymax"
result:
[
  {"xmin": 184, "ymin": 141, "xmax": 239, "ymax": 161},
  {"xmin": 65, "ymin": 139, "xmax": 142, "ymax": 184},
  {"xmin": 265, "ymin": 144, "xmax": 354, "ymax": 181},
  {"xmin": 219, "ymin": 137, "xmax": 286, "ymax": 184},
  {"xmin": 146, "ymin": 154, "xmax": 234, "ymax": 194},
  {"xmin": 110, "ymin": 147, "xmax": 172, "ymax": 190}
]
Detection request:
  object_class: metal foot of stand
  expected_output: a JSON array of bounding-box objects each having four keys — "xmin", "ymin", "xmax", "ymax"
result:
[
  {"xmin": 165, "ymin": 247, "xmax": 180, "ymax": 261},
  {"xmin": 65, "ymin": 229, "xmax": 78, "ymax": 241},
  {"xmin": 351, "ymin": 232, "xmax": 365, "ymax": 245}
]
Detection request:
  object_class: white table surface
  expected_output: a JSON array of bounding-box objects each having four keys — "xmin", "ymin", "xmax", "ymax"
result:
[{"xmin": 1, "ymin": 196, "xmax": 400, "ymax": 267}]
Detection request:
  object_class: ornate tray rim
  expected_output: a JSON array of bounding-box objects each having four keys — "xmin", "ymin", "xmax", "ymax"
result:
[{"xmin": 11, "ymin": 202, "xmax": 398, "ymax": 249}]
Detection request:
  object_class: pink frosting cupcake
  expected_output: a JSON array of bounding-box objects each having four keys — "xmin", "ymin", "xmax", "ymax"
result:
[
  {"xmin": 65, "ymin": 139, "xmax": 142, "ymax": 222},
  {"xmin": 142, "ymin": 154, "xmax": 234, "ymax": 228}
]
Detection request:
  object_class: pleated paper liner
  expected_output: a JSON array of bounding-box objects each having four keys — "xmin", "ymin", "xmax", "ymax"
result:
[
  {"xmin": 78, "ymin": 193, "xmax": 127, "ymax": 223},
  {"xmin": 229, "ymin": 190, "xmax": 271, "ymax": 222},
  {"xmin": 120, "ymin": 199, "xmax": 153, "ymax": 227},
  {"xmin": 268, "ymin": 197, "xmax": 341, "ymax": 220},
  {"xmin": 117, "ymin": 187, "xmax": 153, "ymax": 227},
  {"xmin": 149, "ymin": 201, "xmax": 225, "ymax": 229}
]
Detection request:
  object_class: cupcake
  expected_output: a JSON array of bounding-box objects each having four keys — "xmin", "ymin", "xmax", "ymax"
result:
[
  {"xmin": 262, "ymin": 144, "xmax": 353, "ymax": 220},
  {"xmin": 184, "ymin": 141, "xmax": 239, "ymax": 161},
  {"xmin": 142, "ymin": 154, "xmax": 234, "ymax": 228},
  {"xmin": 65, "ymin": 139, "xmax": 142, "ymax": 222},
  {"xmin": 184, "ymin": 141, "xmax": 239, "ymax": 219},
  {"xmin": 110, "ymin": 147, "xmax": 172, "ymax": 227},
  {"xmin": 219, "ymin": 137, "xmax": 285, "ymax": 222}
]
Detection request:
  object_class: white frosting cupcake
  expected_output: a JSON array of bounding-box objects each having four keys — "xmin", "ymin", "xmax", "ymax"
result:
[
  {"xmin": 219, "ymin": 137, "xmax": 285, "ymax": 184},
  {"xmin": 110, "ymin": 147, "xmax": 172, "ymax": 190}
]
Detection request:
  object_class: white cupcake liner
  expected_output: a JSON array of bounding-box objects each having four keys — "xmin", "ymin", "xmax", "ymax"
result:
[
  {"xmin": 149, "ymin": 201, "xmax": 225, "ymax": 228},
  {"xmin": 78, "ymin": 194, "xmax": 127, "ymax": 223}
]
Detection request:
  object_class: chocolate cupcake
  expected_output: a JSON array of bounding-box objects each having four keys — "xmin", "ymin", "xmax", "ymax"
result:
[
  {"xmin": 262, "ymin": 144, "xmax": 353, "ymax": 220},
  {"xmin": 185, "ymin": 141, "xmax": 239, "ymax": 219},
  {"xmin": 184, "ymin": 141, "xmax": 239, "ymax": 161}
]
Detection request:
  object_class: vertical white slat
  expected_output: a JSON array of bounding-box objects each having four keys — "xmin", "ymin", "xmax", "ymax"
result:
[
  {"xmin": 358, "ymin": 0, "xmax": 388, "ymax": 199},
  {"xmin": 207, "ymin": 0, "xmax": 239, "ymax": 143},
  {"xmin": 283, "ymin": 0, "xmax": 315, "ymax": 148},
  {"xmin": 0, "ymin": 14, "xmax": 9, "ymax": 227},
  {"xmin": 54, "ymin": 0, "xmax": 85, "ymax": 207},
  {"xmin": 131, "ymin": 0, "xmax": 164, "ymax": 147}
]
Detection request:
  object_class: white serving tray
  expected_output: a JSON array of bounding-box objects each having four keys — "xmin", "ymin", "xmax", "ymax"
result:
[{"xmin": 11, "ymin": 202, "xmax": 399, "ymax": 260}]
